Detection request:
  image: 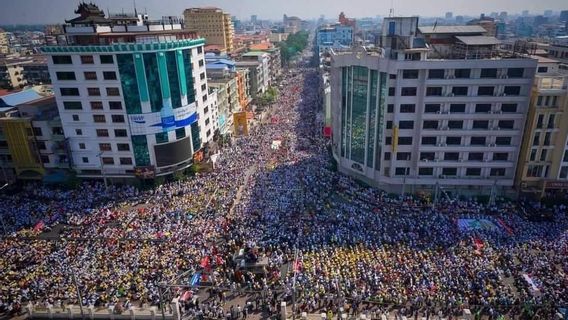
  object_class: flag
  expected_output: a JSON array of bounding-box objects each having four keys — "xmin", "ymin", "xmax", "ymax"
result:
[{"xmin": 33, "ymin": 221, "xmax": 45, "ymax": 232}]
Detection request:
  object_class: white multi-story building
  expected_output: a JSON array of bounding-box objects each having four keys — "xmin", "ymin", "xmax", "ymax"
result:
[
  {"xmin": 330, "ymin": 17, "xmax": 537, "ymax": 195},
  {"xmin": 41, "ymin": 3, "xmax": 216, "ymax": 180}
]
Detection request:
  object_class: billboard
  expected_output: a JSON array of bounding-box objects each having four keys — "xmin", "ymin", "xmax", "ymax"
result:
[
  {"xmin": 154, "ymin": 137, "xmax": 193, "ymax": 167},
  {"xmin": 134, "ymin": 166, "xmax": 156, "ymax": 179},
  {"xmin": 128, "ymin": 103, "xmax": 198, "ymax": 136},
  {"xmin": 233, "ymin": 111, "xmax": 248, "ymax": 136}
]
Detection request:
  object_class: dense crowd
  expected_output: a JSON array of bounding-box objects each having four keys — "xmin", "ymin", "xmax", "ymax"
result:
[{"xmin": 1, "ymin": 65, "xmax": 567, "ymax": 320}]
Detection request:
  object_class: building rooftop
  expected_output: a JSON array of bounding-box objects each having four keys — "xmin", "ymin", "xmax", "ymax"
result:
[
  {"xmin": 455, "ymin": 36, "xmax": 500, "ymax": 46},
  {"xmin": 418, "ymin": 25, "xmax": 487, "ymax": 35},
  {"xmin": 241, "ymin": 51, "xmax": 269, "ymax": 57},
  {"xmin": 0, "ymin": 89, "xmax": 43, "ymax": 108}
]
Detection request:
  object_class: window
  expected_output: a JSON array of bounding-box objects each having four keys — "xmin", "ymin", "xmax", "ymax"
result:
[
  {"xmin": 205, "ymin": 118, "xmax": 211, "ymax": 126},
  {"xmin": 388, "ymin": 87, "xmax": 395, "ymax": 96},
  {"xmin": 155, "ymin": 132, "xmax": 168, "ymax": 144},
  {"xmin": 384, "ymin": 152, "xmax": 391, "ymax": 160},
  {"xmin": 99, "ymin": 143, "xmax": 112, "ymax": 151},
  {"xmin": 402, "ymin": 70, "xmax": 419, "ymax": 79},
  {"xmin": 448, "ymin": 120, "xmax": 463, "ymax": 129},
  {"xmin": 540, "ymin": 149, "xmax": 548, "ymax": 161},
  {"xmin": 530, "ymin": 149, "xmax": 537, "ymax": 161},
  {"xmin": 96, "ymin": 129, "xmax": 109, "ymax": 137},
  {"xmin": 424, "ymin": 104, "xmax": 440, "ymax": 113},
  {"xmin": 498, "ymin": 120, "xmax": 514, "ymax": 129},
  {"xmin": 102, "ymin": 157, "xmax": 114, "ymax": 165},
  {"xmin": 206, "ymin": 129, "xmax": 211, "ymax": 137},
  {"xmin": 446, "ymin": 137, "xmax": 461, "ymax": 145},
  {"xmin": 33, "ymin": 127, "xmax": 42, "ymax": 136},
  {"xmin": 386, "ymin": 121, "xmax": 393, "ymax": 129},
  {"xmin": 114, "ymin": 129, "xmax": 128, "ymax": 137},
  {"xmin": 80, "ymin": 55, "xmax": 94, "ymax": 64},
  {"xmin": 87, "ymin": 87, "xmax": 101, "ymax": 96},
  {"xmin": 385, "ymin": 137, "xmax": 392, "ymax": 145},
  {"xmin": 398, "ymin": 137, "xmax": 413, "ymax": 145},
  {"xmin": 501, "ymin": 104, "xmax": 517, "ymax": 113},
  {"xmin": 120, "ymin": 157, "xmax": 133, "ymax": 165},
  {"xmin": 401, "ymin": 87, "xmax": 417, "ymax": 96},
  {"xmin": 444, "ymin": 152, "xmax": 459, "ymax": 161},
  {"xmin": 504, "ymin": 86, "xmax": 521, "ymax": 96},
  {"xmin": 82, "ymin": 157, "xmax": 89, "ymax": 163},
  {"xmin": 52, "ymin": 127, "xmax": 64, "ymax": 135},
  {"xmin": 428, "ymin": 69, "xmax": 445, "ymax": 79},
  {"xmin": 442, "ymin": 168, "xmax": 457, "ymax": 176},
  {"xmin": 397, "ymin": 152, "xmax": 411, "ymax": 160},
  {"xmin": 395, "ymin": 167, "xmax": 409, "ymax": 176},
  {"xmin": 117, "ymin": 143, "xmax": 130, "ymax": 151},
  {"xmin": 202, "ymin": 94, "xmax": 208, "ymax": 102},
  {"xmin": 537, "ymin": 66, "xmax": 548, "ymax": 73},
  {"xmin": 103, "ymin": 71, "xmax": 117, "ymax": 80},
  {"xmin": 475, "ymin": 104, "xmax": 491, "ymax": 113},
  {"xmin": 471, "ymin": 137, "xmax": 486, "ymax": 145},
  {"xmin": 200, "ymin": 72, "xmax": 205, "ymax": 80},
  {"xmin": 560, "ymin": 166, "xmax": 568, "ymax": 179},
  {"xmin": 176, "ymin": 127, "xmax": 186, "ymax": 139},
  {"xmin": 108, "ymin": 101, "xmax": 122, "ymax": 110},
  {"xmin": 36, "ymin": 141, "xmax": 46, "ymax": 150},
  {"xmin": 450, "ymin": 104, "xmax": 465, "ymax": 113},
  {"xmin": 547, "ymin": 114, "xmax": 555, "ymax": 128},
  {"xmin": 72, "ymin": 114, "xmax": 79, "ymax": 121},
  {"xmin": 106, "ymin": 87, "xmax": 120, "ymax": 96},
  {"xmin": 52, "ymin": 55, "xmax": 72, "ymax": 64},
  {"xmin": 537, "ymin": 96, "xmax": 544, "ymax": 106},
  {"xmin": 198, "ymin": 59, "xmax": 204, "ymax": 67},
  {"xmin": 466, "ymin": 168, "xmax": 481, "ymax": 176},
  {"xmin": 426, "ymin": 87, "xmax": 443, "ymax": 96},
  {"xmin": 420, "ymin": 152, "xmax": 435, "ymax": 161},
  {"xmin": 454, "ymin": 69, "xmax": 470, "ymax": 79},
  {"xmin": 507, "ymin": 68, "xmax": 524, "ymax": 78},
  {"xmin": 421, "ymin": 137, "xmax": 437, "ymax": 145},
  {"xmin": 533, "ymin": 133, "xmax": 540, "ymax": 146},
  {"xmin": 544, "ymin": 132, "xmax": 551, "ymax": 145},
  {"xmin": 469, "ymin": 152, "xmax": 484, "ymax": 161},
  {"xmin": 399, "ymin": 121, "xmax": 414, "ymax": 129},
  {"xmin": 111, "ymin": 115, "xmax": 125, "ymax": 123},
  {"xmin": 473, "ymin": 120, "xmax": 489, "ymax": 129},
  {"xmin": 400, "ymin": 104, "xmax": 415, "ymax": 113},
  {"xmin": 419, "ymin": 167, "xmax": 434, "ymax": 176},
  {"xmin": 389, "ymin": 74, "xmax": 396, "ymax": 79},
  {"xmin": 100, "ymin": 55, "xmax": 114, "ymax": 64},
  {"xmin": 93, "ymin": 115, "xmax": 106, "ymax": 123},
  {"xmin": 490, "ymin": 168, "xmax": 506, "ymax": 177},
  {"xmin": 201, "ymin": 84, "xmax": 207, "ymax": 91},
  {"xmin": 204, "ymin": 106, "xmax": 209, "ymax": 114},
  {"xmin": 84, "ymin": 72, "xmax": 97, "ymax": 80},
  {"xmin": 495, "ymin": 137, "xmax": 512, "ymax": 146},
  {"xmin": 564, "ymin": 150, "xmax": 568, "ymax": 162},
  {"xmin": 452, "ymin": 86, "xmax": 468, "ymax": 96},
  {"xmin": 76, "ymin": 129, "xmax": 83, "ymax": 136},
  {"xmin": 63, "ymin": 101, "xmax": 82, "ymax": 110},
  {"xmin": 90, "ymin": 101, "xmax": 103, "ymax": 110},
  {"xmin": 494, "ymin": 153, "xmax": 508, "ymax": 161},
  {"xmin": 480, "ymin": 68, "xmax": 497, "ymax": 78},
  {"xmin": 536, "ymin": 114, "xmax": 544, "ymax": 128},
  {"xmin": 56, "ymin": 72, "xmax": 76, "ymax": 80},
  {"xmin": 79, "ymin": 143, "xmax": 86, "ymax": 149},
  {"xmin": 387, "ymin": 104, "xmax": 394, "ymax": 113},
  {"xmin": 423, "ymin": 120, "xmax": 438, "ymax": 129},
  {"xmin": 477, "ymin": 86, "xmax": 494, "ymax": 96},
  {"xmin": 197, "ymin": 46, "xmax": 203, "ymax": 54},
  {"xmin": 60, "ymin": 88, "xmax": 80, "ymax": 96}
]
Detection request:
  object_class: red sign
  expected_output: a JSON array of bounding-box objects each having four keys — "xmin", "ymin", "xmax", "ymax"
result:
[
  {"xmin": 134, "ymin": 166, "xmax": 156, "ymax": 179},
  {"xmin": 323, "ymin": 126, "xmax": 332, "ymax": 137},
  {"xmin": 544, "ymin": 180, "xmax": 568, "ymax": 189},
  {"xmin": 271, "ymin": 116, "xmax": 279, "ymax": 124}
]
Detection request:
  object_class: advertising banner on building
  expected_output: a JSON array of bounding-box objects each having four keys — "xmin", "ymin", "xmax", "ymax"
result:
[
  {"xmin": 233, "ymin": 111, "xmax": 248, "ymax": 136},
  {"xmin": 134, "ymin": 166, "xmax": 156, "ymax": 179},
  {"xmin": 128, "ymin": 103, "xmax": 198, "ymax": 136}
]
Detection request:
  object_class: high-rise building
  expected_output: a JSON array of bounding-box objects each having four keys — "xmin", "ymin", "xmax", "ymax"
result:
[
  {"xmin": 184, "ymin": 7, "xmax": 234, "ymax": 52},
  {"xmin": 445, "ymin": 12, "xmax": 453, "ymax": 20},
  {"xmin": 516, "ymin": 60, "xmax": 568, "ymax": 197},
  {"xmin": 544, "ymin": 10, "xmax": 553, "ymax": 17},
  {"xmin": 317, "ymin": 24, "xmax": 353, "ymax": 51},
  {"xmin": 41, "ymin": 4, "xmax": 215, "ymax": 180},
  {"xmin": 560, "ymin": 10, "xmax": 568, "ymax": 22},
  {"xmin": 0, "ymin": 29, "xmax": 9, "ymax": 55},
  {"xmin": 251, "ymin": 15, "xmax": 258, "ymax": 24},
  {"xmin": 330, "ymin": 17, "xmax": 537, "ymax": 195},
  {"xmin": 522, "ymin": 10, "xmax": 529, "ymax": 17}
]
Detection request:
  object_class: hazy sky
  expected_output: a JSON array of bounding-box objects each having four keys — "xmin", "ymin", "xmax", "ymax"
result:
[{"xmin": 0, "ymin": 0, "xmax": 566, "ymax": 25}]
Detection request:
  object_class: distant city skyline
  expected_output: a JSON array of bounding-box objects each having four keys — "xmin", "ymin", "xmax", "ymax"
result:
[{"xmin": 0, "ymin": 0, "xmax": 567, "ymax": 25}]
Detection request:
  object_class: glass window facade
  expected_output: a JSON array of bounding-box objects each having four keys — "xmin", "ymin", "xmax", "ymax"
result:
[
  {"xmin": 132, "ymin": 135, "xmax": 150, "ymax": 166},
  {"xmin": 350, "ymin": 66, "xmax": 368, "ymax": 164},
  {"xmin": 182, "ymin": 49, "xmax": 195, "ymax": 104},
  {"xmin": 367, "ymin": 70, "xmax": 378, "ymax": 168},
  {"xmin": 191, "ymin": 122, "xmax": 201, "ymax": 152},
  {"xmin": 166, "ymin": 51, "xmax": 182, "ymax": 109},
  {"xmin": 117, "ymin": 54, "xmax": 142, "ymax": 114},
  {"xmin": 143, "ymin": 53, "xmax": 163, "ymax": 112}
]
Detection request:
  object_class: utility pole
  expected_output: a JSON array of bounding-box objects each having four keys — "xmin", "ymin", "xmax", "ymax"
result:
[
  {"xmin": 97, "ymin": 151, "xmax": 108, "ymax": 189},
  {"xmin": 292, "ymin": 247, "xmax": 299, "ymax": 320}
]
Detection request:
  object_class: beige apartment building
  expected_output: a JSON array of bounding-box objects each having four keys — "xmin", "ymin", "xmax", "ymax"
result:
[{"xmin": 184, "ymin": 7, "xmax": 234, "ymax": 52}]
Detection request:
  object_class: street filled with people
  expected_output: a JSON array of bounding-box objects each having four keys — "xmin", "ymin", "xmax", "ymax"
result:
[{"xmin": 1, "ymin": 64, "xmax": 568, "ymax": 320}]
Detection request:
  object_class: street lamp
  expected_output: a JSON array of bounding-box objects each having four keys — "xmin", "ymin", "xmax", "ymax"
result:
[{"xmin": 96, "ymin": 151, "xmax": 108, "ymax": 189}]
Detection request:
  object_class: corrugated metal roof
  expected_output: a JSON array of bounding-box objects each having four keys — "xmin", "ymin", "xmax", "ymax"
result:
[
  {"xmin": 0, "ymin": 89, "xmax": 43, "ymax": 108},
  {"xmin": 418, "ymin": 25, "xmax": 487, "ymax": 34},
  {"xmin": 455, "ymin": 36, "xmax": 500, "ymax": 45}
]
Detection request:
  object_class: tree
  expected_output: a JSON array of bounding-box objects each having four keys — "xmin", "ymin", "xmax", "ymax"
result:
[{"xmin": 279, "ymin": 31, "xmax": 309, "ymax": 66}]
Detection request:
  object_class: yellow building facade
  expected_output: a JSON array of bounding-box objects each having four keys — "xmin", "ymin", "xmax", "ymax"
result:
[{"xmin": 183, "ymin": 7, "xmax": 234, "ymax": 52}]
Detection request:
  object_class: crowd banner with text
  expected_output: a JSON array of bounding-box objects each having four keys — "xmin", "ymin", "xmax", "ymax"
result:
[{"xmin": 233, "ymin": 111, "xmax": 249, "ymax": 136}]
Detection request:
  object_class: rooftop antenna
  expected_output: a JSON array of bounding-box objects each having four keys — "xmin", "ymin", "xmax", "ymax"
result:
[
  {"xmin": 133, "ymin": 0, "xmax": 138, "ymax": 16},
  {"xmin": 389, "ymin": 0, "xmax": 394, "ymax": 17}
]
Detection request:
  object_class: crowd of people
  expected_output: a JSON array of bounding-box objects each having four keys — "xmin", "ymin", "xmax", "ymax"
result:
[{"xmin": 1, "ymin": 62, "xmax": 567, "ymax": 320}]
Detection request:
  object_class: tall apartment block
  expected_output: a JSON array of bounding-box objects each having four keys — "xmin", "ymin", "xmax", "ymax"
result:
[
  {"xmin": 41, "ymin": 4, "xmax": 215, "ymax": 180},
  {"xmin": 184, "ymin": 7, "xmax": 234, "ymax": 52},
  {"xmin": 330, "ymin": 17, "xmax": 537, "ymax": 195}
]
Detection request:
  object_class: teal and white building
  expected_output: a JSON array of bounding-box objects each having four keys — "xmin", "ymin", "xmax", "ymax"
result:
[{"xmin": 42, "ymin": 4, "xmax": 218, "ymax": 179}]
